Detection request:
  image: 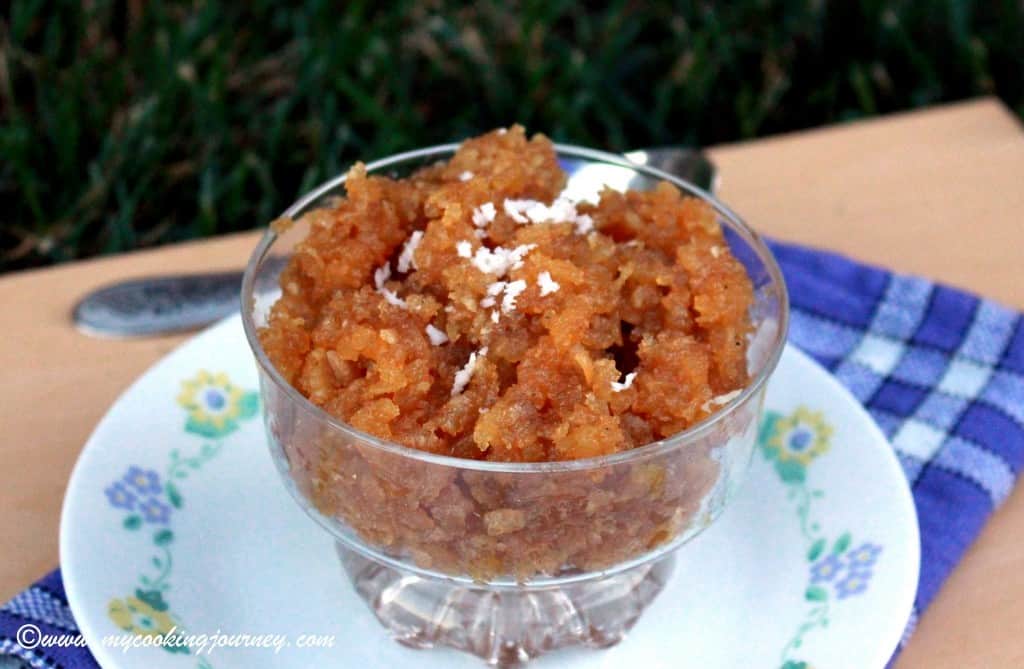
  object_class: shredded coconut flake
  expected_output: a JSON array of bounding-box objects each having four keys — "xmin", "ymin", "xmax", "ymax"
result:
[
  {"xmin": 459, "ymin": 242, "xmax": 536, "ymax": 277},
  {"xmin": 451, "ymin": 347, "xmax": 488, "ymax": 396},
  {"xmin": 479, "ymin": 278, "xmax": 528, "ymax": 315},
  {"xmin": 502, "ymin": 195, "xmax": 593, "ymax": 234},
  {"xmin": 611, "ymin": 372, "xmax": 637, "ymax": 393},
  {"xmin": 574, "ymin": 214, "xmax": 594, "ymax": 235},
  {"xmin": 459, "ymin": 170, "xmax": 474, "ymax": 181},
  {"xmin": 425, "ymin": 324, "xmax": 448, "ymax": 346},
  {"xmin": 373, "ymin": 263, "xmax": 407, "ymax": 308},
  {"xmin": 501, "ymin": 279, "xmax": 527, "ymax": 313},
  {"xmin": 481, "ymin": 281, "xmax": 506, "ymax": 308},
  {"xmin": 536, "ymin": 198, "xmax": 575, "ymax": 223},
  {"xmin": 480, "ymin": 279, "xmax": 527, "ymax": 314},
  {"xmin": 379, "ymin": 287, "xmax": 407, "ymax": 309},
  {"xmin": 503, "ymin": 199, "xmax": 533, "ymax": 223},
  {"xmin": 508, "ymin": 244, "xmax": 536, "ymax": 270},
  {"xmin": 472, "ymin": 202, "xmax": 497, "ymax": 227},
  {"xmin": 710, "ymin": 245, "xmax": 722, "ymax": 258},
  {"xmin": 397, "ymin": 231, "xmax": 423, "ymax": 273},
  {"xmin": 497, "ymin": 127, "xmax": 507, "ymax": 135},
  {"xmin": 701, "ymin": 389, "xmax": 742, "ymax": 412},
  {"xmin": 537, "ymin": 271, "xmax": 560, "ymax": 296}
]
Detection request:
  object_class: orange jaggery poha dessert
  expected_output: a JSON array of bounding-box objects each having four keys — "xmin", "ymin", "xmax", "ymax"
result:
[
  {"xmin": 260, "ymin": 127, "xmax": 753, "ymax": 462},
  {"xmin": 256, "ymin": 127, "xmax": 758, "ymax": 578}
]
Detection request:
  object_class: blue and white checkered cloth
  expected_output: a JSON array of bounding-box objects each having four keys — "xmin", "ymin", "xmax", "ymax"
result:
[
  {"xmin": 0, "ymin": 570, "xmax": 93, "ymax": 668},
  {"xmin": 774, "ymin": 240, "xmax": 1024, "ymax": 652},
  {"xmin": 2, "ymin": 240, "xmax": 1022, "ymax": 668}
]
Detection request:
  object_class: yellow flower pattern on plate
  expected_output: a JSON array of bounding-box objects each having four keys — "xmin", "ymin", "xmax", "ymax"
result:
[
  {"xmin": 176, "ymin": 371, "xmax": 259, "ymax": 438},
  {"xmin": 102, "ymin": 370, "xmax": 259, "ymax": 663},
  {"xmin": 108, "ymin": 596, "xmax": 175, "ymax": 638},
  {"xmin": 764, "ymin": 407, "xmax": 833, "ymax": 475}
]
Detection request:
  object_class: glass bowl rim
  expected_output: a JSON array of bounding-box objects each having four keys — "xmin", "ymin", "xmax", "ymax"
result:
[{"xmin": 241, "ymin": 141, "xmax": 790, "ymax": 473}]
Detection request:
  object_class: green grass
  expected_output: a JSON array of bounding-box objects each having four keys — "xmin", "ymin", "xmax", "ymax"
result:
[{"xmin": 2, "ymin": 1, "xmax": 1022, "ymax": 271}]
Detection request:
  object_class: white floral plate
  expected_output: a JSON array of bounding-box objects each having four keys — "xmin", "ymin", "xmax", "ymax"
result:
[{"xmin": 60, "ymin": 315, "xmax": 919, "ymax": 669}]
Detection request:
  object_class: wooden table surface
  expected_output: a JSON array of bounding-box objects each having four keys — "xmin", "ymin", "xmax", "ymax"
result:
[{"xmin": 2, "ymin": 97, "xmax": 1022, "ymax": 666}]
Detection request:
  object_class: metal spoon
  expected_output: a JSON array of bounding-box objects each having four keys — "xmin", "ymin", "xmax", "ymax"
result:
[{"xmin": 72, "ymin": 148, "xmax": 717, "ymax": 338}]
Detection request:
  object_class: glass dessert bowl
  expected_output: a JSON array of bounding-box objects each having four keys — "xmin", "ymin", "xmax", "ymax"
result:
[{"xmin": 241, "ymin": 141, "xmax": 788, "ymax": 666}]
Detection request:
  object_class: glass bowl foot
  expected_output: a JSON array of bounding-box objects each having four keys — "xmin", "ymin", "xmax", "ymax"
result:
[{"xmin": 337, "ymin": 542, "xmax": 675, "ymax": 666}]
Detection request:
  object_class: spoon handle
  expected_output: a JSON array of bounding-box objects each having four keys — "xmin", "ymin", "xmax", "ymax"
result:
[{"xmin": 73, "ymin": 271, "xmax": 244, "ymax": 338}]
